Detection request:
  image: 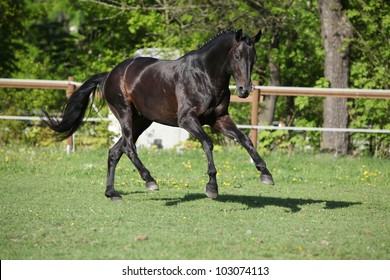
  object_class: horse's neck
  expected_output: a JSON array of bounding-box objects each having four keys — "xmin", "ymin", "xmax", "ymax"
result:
[
  {"xmin": 202, "ymin": 36, "xmax": 232, "ymax": 60},
  {"xmin": 199, "ymin": 38, "xmax": 233, "ymax": 88}
]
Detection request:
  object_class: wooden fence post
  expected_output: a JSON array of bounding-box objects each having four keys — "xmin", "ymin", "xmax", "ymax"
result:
[
  {"xmin": 66, "ymin": 76, "xmax": 76, "ymax": 154},
  {"xmin": 249, "ymin": 82, "xmax": 260, "ymax": 149}
]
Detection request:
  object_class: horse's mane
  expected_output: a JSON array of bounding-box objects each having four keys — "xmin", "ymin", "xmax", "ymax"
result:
[{"xmin": 197, "ymin": 28, "xmax": 237, "ymax": 50}]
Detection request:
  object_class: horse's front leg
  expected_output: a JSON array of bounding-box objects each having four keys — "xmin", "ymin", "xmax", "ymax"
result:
[
  {"xmin": 212, "ymin": 115, "xmax": 274, "ymax": 185},
  {"xmin": 179, "ymin": 113, "xmax": 218, "ymax": 199}
]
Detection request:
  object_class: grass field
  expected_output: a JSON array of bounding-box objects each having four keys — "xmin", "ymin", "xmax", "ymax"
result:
[{"xmin": 0, "ymin": 145, "xmax": 389, "ymax": 259}]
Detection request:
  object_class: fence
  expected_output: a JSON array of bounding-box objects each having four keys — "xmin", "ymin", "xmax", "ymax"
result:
[
  {"xmin": 1, "ymin": 77, "xmax": 390, "ymax": 152},
  {"xmin": 229, "ymin": 85, "xmax": 390, "ymax": 136}
]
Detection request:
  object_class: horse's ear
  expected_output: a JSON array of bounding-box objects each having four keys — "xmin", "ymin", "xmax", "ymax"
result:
[
  {"xmin": 235, "ymin": 29, "xmax": 243, "ymax": 42},
  {"xmin": 252, "ymin": 29, "xmax": 262, "ymax": 44}
]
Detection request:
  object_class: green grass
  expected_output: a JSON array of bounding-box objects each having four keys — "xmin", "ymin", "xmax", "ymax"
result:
[{"xmin": 0, "ymin": 145, "xmax": 389, "ymax": 259}]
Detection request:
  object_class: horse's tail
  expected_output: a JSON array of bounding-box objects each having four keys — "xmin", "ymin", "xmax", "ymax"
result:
[{"xmin": 41, "ymin": 72, "xmax": 109, "ymax": 141}]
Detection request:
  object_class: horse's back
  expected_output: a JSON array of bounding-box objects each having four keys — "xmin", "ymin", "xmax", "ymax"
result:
[{"xmin": 104, "ymin": 57, "xmax": 180, "ymax": 126}]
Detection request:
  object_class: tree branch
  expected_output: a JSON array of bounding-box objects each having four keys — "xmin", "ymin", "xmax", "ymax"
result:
[{"xmin": 80, "ymin": 0, "xmax": 210, "ymax": 11}]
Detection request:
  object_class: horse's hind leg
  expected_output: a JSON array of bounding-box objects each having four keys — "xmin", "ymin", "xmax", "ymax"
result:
[
  {"xmin": 105, "ymin": 137, "xmax": 124, "ymax": 200},
  {"xmin": 131, "ymin": 115, "xmax": 157, "ymax": 190},
  {"xmin": 119, "ymin": 109, "xmax": 158, "ymax": 191},
  {"xmin": 105, "ymin": 113, "xmax": 155, "ymax": 200}
]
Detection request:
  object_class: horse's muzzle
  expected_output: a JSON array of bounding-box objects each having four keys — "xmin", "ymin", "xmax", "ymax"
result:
[{"xmin": 237, "ymin": 85, "xmax": 252, "ymax": 98}]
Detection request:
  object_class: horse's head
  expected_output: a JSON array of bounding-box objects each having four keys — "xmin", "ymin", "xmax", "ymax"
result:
[{"xmin": 227, "ymin": 29, "xmax": 262, "ymax": 98}]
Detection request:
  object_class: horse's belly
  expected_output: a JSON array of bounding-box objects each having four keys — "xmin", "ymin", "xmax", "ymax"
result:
[{"xmin": 132, "ymin": 90, "xmax": 179, "ymax": 127}]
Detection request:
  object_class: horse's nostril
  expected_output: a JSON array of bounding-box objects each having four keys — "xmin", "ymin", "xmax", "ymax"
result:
[{"xmin": 238, "ymin": 86, "xmax": 250, "ymax": 94}]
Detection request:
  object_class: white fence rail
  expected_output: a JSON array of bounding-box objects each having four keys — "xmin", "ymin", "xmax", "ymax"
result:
[
  {"xmin": 236, "ymin": 125, "xmax": 390, "ymax": 134},
  {"xmin": 1, "ymin": 116, "xmax": 388, "ymax": 134}
]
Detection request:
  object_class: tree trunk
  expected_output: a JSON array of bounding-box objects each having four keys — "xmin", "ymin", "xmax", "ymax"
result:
[
  {"xmin": 259, "ymin": 35, "xmax": 279, "ymax": 126},
  {"xmin": 318, "ymin": 0, "xmax": 353, "ymax": 155}
]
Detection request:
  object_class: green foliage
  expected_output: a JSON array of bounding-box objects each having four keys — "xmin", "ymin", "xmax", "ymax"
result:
[
  {"xmin": 260, "ymin": 94, "xmax": 324, "ymax": 154},
  {"xmin": 348, "ymin": 0, "xmax": 390, "ymax": 89},
  {"xmin": 0, "ymin": 86, "xmax": 65, "ymax": 144},
  {"xmin": 346, "ymin": 0, "xmax": 390, "ymax": 156},
  {"xmin": 0, "ymin": 0, "xmax": 26, "ymax": 76},
  {"xmin": 348, "ymin": 99, "xmax": 390, "ymax": 157},
  {"xmin": 258, "ymin": 129, "xmax": 290, "ymax": 154},
  {"xmin": 127, "ymin": 9, "xmax": 166, "ymax": 49},
  {"xmin": 0, "ymin": 0, "xmax": 388, "ymax": 156},
  {"xmin": 267, "ymin": 0, "xmax": 324, "ymax": 87}
]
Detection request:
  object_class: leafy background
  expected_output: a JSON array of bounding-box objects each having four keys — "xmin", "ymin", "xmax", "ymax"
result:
[{"xmin": 0, "ymin": 0, "xmax": 389, "ymax": 155}]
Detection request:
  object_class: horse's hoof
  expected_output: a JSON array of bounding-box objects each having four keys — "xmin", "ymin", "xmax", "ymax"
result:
[
  {"xmin": 205, "ymin": 184, "xmax": 218, "ymax": 199},
  {"xmin": 260, "ymin": 174, "xmax": 275, "ymax": 185},
  {"xmin": 105, "ymin": 189, "xmax": 122, "ymax": 201},
  {"xmin": 110, "ymin": 195, "xmax": 123, "ymax": 201},
  {"xmin": 146, "ymin": 181, "xmax": 159, "ymax": 191}
]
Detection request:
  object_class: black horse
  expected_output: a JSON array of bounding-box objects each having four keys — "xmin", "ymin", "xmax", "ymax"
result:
[{"xmin": 42, "ymin": 28, "xmax": 274, "ymax": 200}]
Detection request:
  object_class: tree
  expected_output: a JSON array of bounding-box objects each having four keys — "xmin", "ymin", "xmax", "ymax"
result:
[
  {"xmin": 318, "ymin": 0, "xmax": 353, "ymax": 154},
  {"xmin": 241, "ymin": 1, "xmax": 323, "ymax": 128},
  {"xmin": 347, "ymin": 0, "xmax": 390, "ymax": 156},
  {"xmin": 0, "ymin": 0, "xmax": 26, "ymax": 76}
]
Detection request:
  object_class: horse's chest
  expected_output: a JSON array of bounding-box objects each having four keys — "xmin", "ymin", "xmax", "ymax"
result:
[{"xmin": 199, "ymin": 92, "xmax": 229, "ymax": 120}]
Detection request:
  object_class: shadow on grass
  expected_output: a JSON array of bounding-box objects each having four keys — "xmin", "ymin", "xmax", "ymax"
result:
[
  {"xmin": 118, "ymin": 190, "xmax": 147, "ymax": 196},
  {"xmin": 152, "ymin": 193, "xmax": 362, "ymax": 213}
]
